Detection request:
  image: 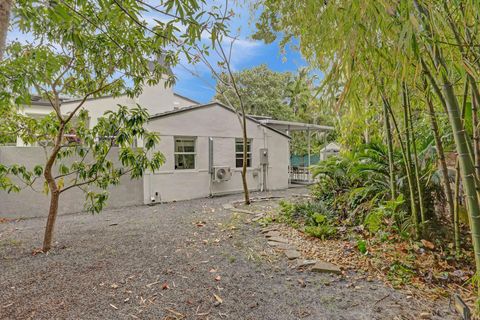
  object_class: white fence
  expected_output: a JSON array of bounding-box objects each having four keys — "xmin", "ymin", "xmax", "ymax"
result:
[
  {"xmin": 0, "ymin": 147, "xmax": 143, "ymax": 218},
  {"xmin": 289, "ymin": 166, "xmax": 314, "ymax": 184}
]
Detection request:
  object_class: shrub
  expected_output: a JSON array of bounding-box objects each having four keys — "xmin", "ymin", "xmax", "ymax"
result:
[
  {"xmin": 279, "ymin": 200, "xmax": 338, "ymax": 239},
  {"xmin": 305, "ymin": 224, "xmax": 337, "ymax": 239}
]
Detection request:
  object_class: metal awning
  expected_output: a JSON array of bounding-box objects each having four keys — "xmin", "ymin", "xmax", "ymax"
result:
[
  {"xmin": 258, "ymin": 119, "xmax": 333, "ymax": 133},
  {"xmin": 259, "ymin": 119, "xmax": 334, "ymax": 183}
]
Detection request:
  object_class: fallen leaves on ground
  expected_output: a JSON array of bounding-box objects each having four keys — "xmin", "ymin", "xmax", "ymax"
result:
[
  {"xmin": 271, "ymin": 222, "xmax": 476, "ymax": 307},
  {"xmin": 213, "ymin": 294, "xmax": 223, "ymax": 305},
  {"xmin": 420, "ymin": 239, "xmax": 435, "ymax": 250}
]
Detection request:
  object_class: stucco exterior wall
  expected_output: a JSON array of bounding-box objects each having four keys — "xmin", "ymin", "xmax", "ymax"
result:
[
  {"xmin": 62, "ymin": 95, "xmax": 134, "ymax": 127},
  {"xmin": 173, "ymin": 93, "xmax": 198, "ymax": 109},
  {"xmin": 143, "ymin": 104, "xmax": 289, "ymax": 203},
  {"xmin": 0, "ymin": 147, "xmax": 143, "ymax": 218},
  {"xmin": 13, "ymin": 81, "xmax": 197, "ymax": 146},
  {"xmin": 61, "ymin": 80, "xmax": 197, "ymax": 128}
]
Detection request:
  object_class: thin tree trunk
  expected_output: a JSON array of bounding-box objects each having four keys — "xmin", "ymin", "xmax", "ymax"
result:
[
  {"xmin": 407, "ymin": 89, "xmax": 426, "ymax": 224},
  {"xmin": 43, "ymin": 190, "xmax": 60, "ymax": 251},
  {"xmin": 453, "ymin": 160, "xmax": 461, "ymax": 257},
  {"xmin": 471, "ymin": 80, "xmax": 480, "ymax": 179},
  {"xmin": 42, "ymin": 118, "xmax": 65, "ymax": 251},
  {"xmin": 402, "ymin": 84, "xmax": 420, "ymax": 232},
  {"xmin": 382, "ymin": 92, "xmax": 419, "ymax": 237},
  {"xmin": 425, "ymin": 90, "xmax": 454, "ymax": 220},
  {"xmin": 0, "ymin": 0, "xmax": 13, "ymax": 61},
  {"xmin": 241, "ymin": 114, "xmax": 250, "ymax": 205},
  {"xmin": 383, "ymin": 99, "xmax": 396, "ymax": 200}
]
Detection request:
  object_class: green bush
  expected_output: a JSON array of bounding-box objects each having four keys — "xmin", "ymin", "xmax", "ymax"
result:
[
  {"xmin": 279, "ymin": 200, "xmax": 338, "ymax": 239},
  {"xmin": 357, "ymin": 239, "xmax": 367, "ymax": 254},
  {"xmin": 305, "ymin": 224, "xmax": 337, "ymax": 239},
  {"xmin": 364, "ymin": 209, "xmax": 384, "ymax": 233}
]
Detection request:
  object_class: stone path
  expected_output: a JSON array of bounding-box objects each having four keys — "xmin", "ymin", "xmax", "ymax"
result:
[
  {"xmin": 260, "ymin": 225, "xmax": 343, "ymax": 275},
  {"xmin": 228, "ymin": 197, "xmax": 344, "ymax": 276}
]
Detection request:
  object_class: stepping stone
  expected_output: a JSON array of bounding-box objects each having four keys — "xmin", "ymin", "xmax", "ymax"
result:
[
  {"xmin": 297, "ymin": 260, "xmax": 317, "ymax": 268},
  {"xmin": 268, "ymin": 236, "xmax": 288, "ymax": 244},
  {"xmin": 311, "ymin": 261, "xmax": 342, "ymax": 274},
  {"xmin": 267, "ymin": 242, "xmax": 294, "ymax": 250},
  {"xmin": 285, "ymin": 250, "xmax": 301, "ymax": 260},
  {"xmin": 261, "ymin": 227, "xmax": 278, "ymax": 233},
  {"xmin": 264, "ymin": 231, "xmax": 280, "ymax": 238}
]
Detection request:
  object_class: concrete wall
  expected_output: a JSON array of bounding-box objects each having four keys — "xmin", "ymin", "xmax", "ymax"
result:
[
  {"xmin": 143, "ymin": 104, "xmax": 290, "ymax": 203},
  {"xmin": 0, "ymin": 147, "xmax": 143, "ymax": 218}
]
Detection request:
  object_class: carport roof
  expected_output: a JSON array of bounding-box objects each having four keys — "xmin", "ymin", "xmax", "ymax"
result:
[{"xmin": 258, "ymin": 119, "xmax": 333, "ymax": 132}]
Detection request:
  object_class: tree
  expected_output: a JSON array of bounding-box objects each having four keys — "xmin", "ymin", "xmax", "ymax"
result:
[
  {"xmin": 285, "ymin": 68, "xmax": 313, "ymax": 118},
  {"xmin": 0, "ymin": 0, "xmax": 12, "ymax": 60},
  {"xmin": 214, "ymin": 64, "xmax": 332, "ymax": 156},
  {"xmin": 214, "ymin": 64, "xmax": 294, "ymax": 120},
  {"xmin": 194, "ymin": 35, "xmax": 253, "ymax": 204},
  {"xmin": 0, "ymin": 0, "xmax": 225, "ymax": 252},
  {"xmin": 253, "ymin": 0, "xmax": 480, "ymax": 302}
]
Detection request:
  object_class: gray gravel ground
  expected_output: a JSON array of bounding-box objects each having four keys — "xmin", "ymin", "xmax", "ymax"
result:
[{"xmin": 0, "ymin": 188, "xmax": 456, "ymax": 320}]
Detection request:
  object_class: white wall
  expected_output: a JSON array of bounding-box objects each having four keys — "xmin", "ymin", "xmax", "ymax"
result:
[
  {"xmin": 0, "ymin": 147, "xmax": 143, "ymax": 218},
  {"xmin": 61, "ymin": 79, "xmax": 196, "ymax": 128},
  {"xmin": 144, "ymin": 104, "xmax": 289, "ymax": 203},
  {"xmin": 14, "ymin": 80, "xmax": 198, "ymax": 146},
  {"xmin": 61, "ymin": 83, "xmax": 168, "ymax": 127},
  {"xmin": 173, "ymin": 93, "xmax": 198, "ymax": 109}
]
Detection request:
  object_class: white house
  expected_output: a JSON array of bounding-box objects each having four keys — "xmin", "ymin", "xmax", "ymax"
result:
[
  {"xmin": 14, "ymin": 78, "xmax": 199, "ymax": 146},
  {"xmin": 59, "ymin": 80, "xmax": 291, "ymax": 201},
  {"xmin": 1, "ymin": 81, "xmax": 293, "ymax": 217},
  {"xmin": 320, "ymin": 142, "xmax": 341, "ymax": 161},
  {"xmin": 143, "ymin": 102, "xmax": 290, "ymax": 203}
]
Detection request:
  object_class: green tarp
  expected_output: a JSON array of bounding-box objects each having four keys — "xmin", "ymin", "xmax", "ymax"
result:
[{"xmin": 290, "ymin": 154, "xmax": 320, "ymax": 167}]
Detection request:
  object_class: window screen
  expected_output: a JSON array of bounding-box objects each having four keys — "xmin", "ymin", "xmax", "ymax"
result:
[
  {"xmin": 174, "ymin": 137, "xmax": 196, "ymax": 169},
  {"xmin": 235, "ymin": 138, "xmax": 252, "ymax": 168}
]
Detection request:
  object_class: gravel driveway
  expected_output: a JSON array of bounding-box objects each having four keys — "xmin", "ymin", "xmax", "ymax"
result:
[{"xmin": 0, "ymin": 188, "xmax": 455, "ymax": 319}]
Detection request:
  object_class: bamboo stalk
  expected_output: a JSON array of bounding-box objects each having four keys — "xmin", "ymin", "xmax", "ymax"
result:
[
  {"xmin": 454, "ymin": 160, "xmax": 461, "ymax": 258},
  {"xmin": 402, "ymin": 83, "xmax": 420, "ymax": 232},
  {"xmin": 382, "ymin": 91, "xmax": 418, "ymax": 237},
  {"xmin": 383, "ymin": 97, "xmax": 396, "ymax": 200},
  {"xmin": 407, "ymin": 87, "xmax": 426, "ymax": 224},
  {"xmin": 424, "ymin": 85, "xmax": 455, "ymax": 222}
]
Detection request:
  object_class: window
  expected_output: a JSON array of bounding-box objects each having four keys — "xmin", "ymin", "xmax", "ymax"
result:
[
  {"xmin": 235, "ymin": 138, "xmax": 252, "ymax": 168},
  {"xmin": 174, "ymin": 137, "xmax": 196, "ymax": 169}
]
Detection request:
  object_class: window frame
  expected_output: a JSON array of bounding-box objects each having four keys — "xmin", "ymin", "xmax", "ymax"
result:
[
  {"xmin": 235, "ymin": 138, "xmax": 252, "ymax": 168},
  {"xmin": 174, "ymin": 136, "xmax": 197, "ymax": 170}
]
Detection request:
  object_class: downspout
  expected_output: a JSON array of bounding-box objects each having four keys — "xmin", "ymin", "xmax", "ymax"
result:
[
  {"xmin": 262, "ymin": 127, "xmax": 268, "ymax": 192},
  {"xmin": 287, "ymin": 125, "xmax": 291, "ymax": 185},
  {"xmin": 208, "ymin": 137, "xmax": 214, "ymax": 196},
  {"xmin": 307, "ymin": 127, "xmax": 311, "ymax": 182}
]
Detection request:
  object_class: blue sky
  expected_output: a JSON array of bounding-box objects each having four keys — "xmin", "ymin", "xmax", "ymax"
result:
[
  {"xmin": 173, "ymin": 39, "xmax": 307, "ymax": 103},
  {"xmin": 170, "ymin": 1, "xmax": 309, "ymax": 103},
  {"xmin": 6, "ymin": 1, "xmax": 308, "ymax": 104}
]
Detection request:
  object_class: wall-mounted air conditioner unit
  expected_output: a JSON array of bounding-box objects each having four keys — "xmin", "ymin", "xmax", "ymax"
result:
[{"xmin": 213, "ymin": 166, "xmax": 232, "ymax": 182}]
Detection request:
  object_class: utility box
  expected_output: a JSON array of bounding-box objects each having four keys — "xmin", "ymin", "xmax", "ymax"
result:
[{"xmin": 260, "ymin": 148, "xmax": 269, "ymax": 165}]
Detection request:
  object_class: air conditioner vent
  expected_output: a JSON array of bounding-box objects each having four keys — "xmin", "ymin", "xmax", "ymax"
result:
[{"xmin": 213, "ymin": 166, "xmax": 232, "ymax": 182}]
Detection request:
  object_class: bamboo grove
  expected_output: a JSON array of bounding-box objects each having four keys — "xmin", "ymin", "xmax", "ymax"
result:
[{"xmin": 254, "ymin": 0, "xmax": 480, "ymax": 298}]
